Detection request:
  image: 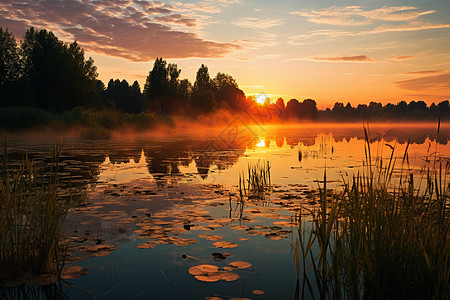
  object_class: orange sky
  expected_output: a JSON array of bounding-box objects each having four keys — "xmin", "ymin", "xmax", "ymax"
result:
[{"xmin": 1, "ymin": 1, "xmax": 450, "ymax": 107}]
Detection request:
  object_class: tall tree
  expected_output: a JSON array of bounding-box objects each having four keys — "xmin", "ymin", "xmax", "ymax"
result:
[
  {"xmin": 104, "ymin": 79, "xmax": 142, "ymax": 113},
  {"xmin": 0, "ymin": 27, "xmax": 21, "ymax": 86},
  {"xmin": 144, "ymin": 58, "xmax": 191, "ymax": 114},
  {"xmin": 0, "ymin": 27, "xmax": 24, "ymax": 107},
  {"xmin": 212, "ymin": 72, "xmax": 245, "ymax": 110},
  {"xmin": 21, "ymin": 27, "xmax": 99, "ymax": 112},
  {"xmin": 194, "ymin": 64, "xmax": 214, "ymax": 92},
  {"xmin": 191, "ymin": 64, "xmax": 216, "ymax": 113}
]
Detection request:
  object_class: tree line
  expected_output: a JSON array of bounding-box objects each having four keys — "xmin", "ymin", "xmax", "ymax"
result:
[
  {"xmin": 0, "ymin": 27, "xmax": 247, "ymax": 116},
  {"xmin": 1, "ymin": 26, "xmax": 449, "ymax": 123}
]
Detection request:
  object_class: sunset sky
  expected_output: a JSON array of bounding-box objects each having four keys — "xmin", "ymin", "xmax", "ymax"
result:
[{"xmin": 1, "ymin": 0, "xmax": 450, "ymax": 108}]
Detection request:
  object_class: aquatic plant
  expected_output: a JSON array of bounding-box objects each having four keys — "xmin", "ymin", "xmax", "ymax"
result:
[
  {"xmin": 238, "ymin": 160, "xmax": 271, "ymax": 200},
  {"xmin": 296, "ymin": 125, "xmax": 450, "ymax": 299},
  {"xmin": 0, "ymin": 144, "xmax": 71, "ymax": 285}
]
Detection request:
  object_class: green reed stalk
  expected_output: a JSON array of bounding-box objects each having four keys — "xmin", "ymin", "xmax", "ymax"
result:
[
  {"xmin": 296, "ymin": 126, "xmax": 449, "ymax": 299},
  {"xmin": 238, "ymin": 160, "xmax": 271, "ymax": 201},
  {"xmin": 0, "ymin": 144, "xmax": 71, "ymax": 285}
]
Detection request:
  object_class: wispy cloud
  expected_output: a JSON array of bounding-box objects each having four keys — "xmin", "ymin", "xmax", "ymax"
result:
[
  {"xmin": 173, "ymin": 0, "xmax": 241, "ymax": 14},
  {"xmin": 289, "ymin": 29, "xmax": 352, "ymax": 40},
  {"xmin": 404, "ymin": 70, "xmax": 444, "ymax": 75},
  {"xmin": 0, "ymin": 1, "xmax": 242, "ymax": 61},
  {"xmin": 389, "ymin": 56, "xmax": 415, "ymax": 60},
  {"xmin": 232, "ymin": 17, "xmax": 283, "ymax": 29},
  {"xmin": 314, "ymin": 55, "xmax": 372, "ymax": 62},
  {"xmin": 395, "ymin": 72, "xmax": 450, "ymax": 90},
  {"xmin": 371, "ymin": 21, "xmax": 450, "ymax": 34},
  {"xmin": 291, "ymin": 6, "xmax": 435, "ymax": 26},
  {"xmin": 288, "ymin": 21, "xmax": 450, "ymax": 44},
  {"xmin": 154, "ymin": 14, "xmax": 197, "ymax": 28}
]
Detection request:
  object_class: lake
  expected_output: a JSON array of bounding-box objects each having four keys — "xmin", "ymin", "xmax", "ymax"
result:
[{"xmin": 1, "ymin": 123, "xmax": 449, "ymax": 299}]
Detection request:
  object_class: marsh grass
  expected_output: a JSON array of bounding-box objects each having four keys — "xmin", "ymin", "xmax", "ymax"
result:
[
  {"xmin": 296, "ymin": 125, "xmax": 449, "ymax": 299},
  {"xmin": 238, "ymin": 160, "xmax": 271, "ymax": 201},
  {"xmin": 0, "ymin": 144, "xmax": 71, "ymax": 286}
]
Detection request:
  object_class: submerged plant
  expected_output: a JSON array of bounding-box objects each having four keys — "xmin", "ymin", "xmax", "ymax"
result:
[
  {"xmin": 0, "ymin": 144, "xmax": 71, "ymax": 285},
  {"xmin": 296, "ymin": 125, "xmax": 450, "ymax": 299}
]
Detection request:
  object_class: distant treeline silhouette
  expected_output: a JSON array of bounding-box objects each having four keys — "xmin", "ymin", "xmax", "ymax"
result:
[{"xmin": 1, "ymin": 26, "xmax": 449, "ymax": 128}]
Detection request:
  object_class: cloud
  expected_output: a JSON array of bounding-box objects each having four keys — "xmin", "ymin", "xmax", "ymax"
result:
[
  {"xmin": 314, "ymin": 55, "xmax": 372, "ymax": 62},
  {"xmin": 371, "ymin": 21, "xmax": 450, "ymax": 34},
  {"xmin": 291, "ymin": 6, "xmax": 435, "ymax": 26},
  {"xmin": 289, "ymin": 29, "xmax": 352, "ymax": 40},
  {"xmin": 232, "ymin": 18, "xmax": 283, "ymax": 29},
  {"xmin": 173, "ymin": 0, "xmax": 241, "ymax": 14},
  {"xmin": 291, "ymin": 6, "xmax": 370, "ymax": 26},
  {"xmin": 395, "ymin": 72, "xmax": 450, "ymax": 91},
  {"xmin": 154, "ymin": 14, "xmax": 197, "ymax": 28},
  {"xmin": 389, "ymin": 56, "xmax": 415, "ymax": 60},
  {"xmin": 404, "ymin": 70, "xmax": 444, "ymax": 75},
  {"xmin": 360, "ymin": 6, "xmax": 435, "ymax": 21},
  {"xmin": 288, "ymin": 21, "xmax": 450, "ymax": 45},
  {"xmin": 0, "ymin": 0, "xmax": 241, "ymax": 61}
]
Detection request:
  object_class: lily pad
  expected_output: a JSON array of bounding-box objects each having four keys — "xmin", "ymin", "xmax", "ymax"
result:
[
  {"xmin": 213, "ymin": 241, "xmax": 238, "ymax": 249},
  {"xmin": 229, "ymin": 261, "xmax": 252, "ymax": 269}
]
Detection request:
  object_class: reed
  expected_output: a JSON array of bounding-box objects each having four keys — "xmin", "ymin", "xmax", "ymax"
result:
[
  {"xmin": 296, "ymin": 126, "xmax": 449, "ymax": 299},
  {"xmin": 0, "ymin": 144, "xmax": 71, "ymax": 285},
  {"xmin": 238, "ymin": 160, "xmax": 271, "ymax": 200}
]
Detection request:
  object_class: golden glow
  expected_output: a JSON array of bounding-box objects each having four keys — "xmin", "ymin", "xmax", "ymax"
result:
[
  {"xmin": 256, "ymin": 138, "xmax": 265, "ymax": 148},
  {"xmin": 255, "ymin": 94, "xmax": 266, "ymax": 105}
]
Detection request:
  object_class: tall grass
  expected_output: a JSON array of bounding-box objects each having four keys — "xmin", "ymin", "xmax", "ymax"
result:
[
  {"xmin": 296, "ymin": 126, "xmax": 449, "ymax": 299},
  {"xmin": 0, "ymin": 144, "xmax": 71, "ymax": 285},
  {"xmin": 238, "ymin": 160, "xmax": 271, "ymax": 200}
]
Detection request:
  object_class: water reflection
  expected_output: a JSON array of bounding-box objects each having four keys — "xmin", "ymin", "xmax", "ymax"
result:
[
  {"xmin": 2, "ymin": 124, "xmax": 449, "ymax": 191},
  {"xmin": 2, "ymin": 124, "xmax": 449, "ymax": 299}
]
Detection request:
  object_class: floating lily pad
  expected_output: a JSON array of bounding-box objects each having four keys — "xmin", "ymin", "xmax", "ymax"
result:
[
  {"xmin": 198, "ymin": 234, "xmax": 223, "ymax": 241},
  {"xmin": 219, "ymin": 272, "xmax": 239, "ymax": 281},
  {"xmin": 253, "ymin": 289, "xmax": 265, "ymax": 295},
  {"xmin": 188, "ymin": 264, "xmax": 240, "ymax": 282},
  {"xmin": 188, "ymin": 264, "xmax": 219, "ymax": 276},
  {"xmin": 229, "ymin": 261, "xmax": 252, "ymax": 269},
  {"xmin": 195, "ymin": 274, "xmax": 222, "ymax": 282},
  {"xmin": 213, "ymin": 241, "xmax": 238, "ymax": 249}
]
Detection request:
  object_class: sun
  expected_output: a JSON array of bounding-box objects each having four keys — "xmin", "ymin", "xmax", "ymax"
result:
[{"xmin": 255, "ymin": 94, "xmax": 266, "ymax": 105}]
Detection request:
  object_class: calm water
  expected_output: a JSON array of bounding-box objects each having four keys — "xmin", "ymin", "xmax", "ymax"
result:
[{"xmin": 2, "ymin": 123, "xmax": 449, "ymax": 299}]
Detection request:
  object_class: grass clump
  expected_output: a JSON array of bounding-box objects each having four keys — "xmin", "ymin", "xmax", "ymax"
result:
[
  {"xmin": 0, "ymin": 144, "xmax": 71, "ymax": 286},
  {"xmin": 296, "ymin": 126, "xmax": 449, "ymax": 299},
  {"xmin": 239, "ymin": 160, "xmax": 271, "ymax": 200}
]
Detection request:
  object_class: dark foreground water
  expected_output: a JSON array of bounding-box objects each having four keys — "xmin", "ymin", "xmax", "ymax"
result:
[{"xmin": 2, "ymin": 123, "xmax": 449, "ymax": 299}]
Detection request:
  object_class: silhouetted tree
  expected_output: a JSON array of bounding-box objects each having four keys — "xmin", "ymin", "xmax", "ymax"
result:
[
  {"xmin": 191, "ymin": 90, "xmax": 216, "ymax": 114},
  {"xmin": 302, "ymin": 99, "xmax": 318, "ymax": 120},
  {"xmin": 213, "ymin": 72, "xmax": 245, "ymax": 110},
  {"xmin": 104, "ymin": 79, "xmax": 143, "ymax": 113},
  {"xmin": 191, "ymin": 65, "xmax": 216, "ymax": 113},
  {"xmin": 0, "ymin": 27, "xmax": 20, "ymax": 86},
  {"xmin": 0, "ymin": 27, "xmax": 24, "ymax": 107},
  {"xmin": 144, "ymin": 58, "xmax": 190, "ymax": 114},
  {"xmin": 285, "ymin": 99, "xmax": 301, "ymax": 119},
  {"xmin": 178, "ymin": 79, "xmax": 192, "ymax": 102},
  {"xmin": 438, "ymin": 100, "xmax": 449, "ymax": 116},
  {"xmin": 194, "ymin": 64, "xmax": 215, "ymax": 92},
  {"xmin": 21, "ymin": 27, "xmax": 99, "ymax": 112},
  {"xmin": 144, "ymin": 58, "xmax": 167, "ymax": 113}
]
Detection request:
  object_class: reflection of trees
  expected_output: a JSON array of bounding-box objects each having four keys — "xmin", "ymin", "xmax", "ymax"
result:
[
  {"xmin": 4, "ymin": 125, "xmax": 447, "ymax": 191},
  {"xmin": 276, "ymin": 136, "xmax": 284, "ymax": 148},
  {"xmin": 141, "ymin": 139, "xmax": 246, "ymax": 184}
]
